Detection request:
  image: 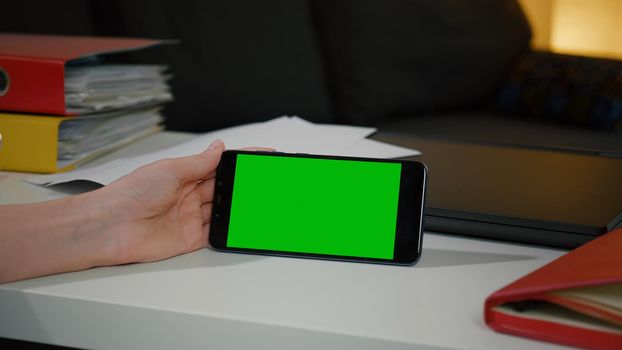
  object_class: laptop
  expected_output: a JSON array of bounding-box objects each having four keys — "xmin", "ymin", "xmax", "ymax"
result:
[{"xmin": 371, "ymin": 133, "xmax": 622, "ymax": 249}]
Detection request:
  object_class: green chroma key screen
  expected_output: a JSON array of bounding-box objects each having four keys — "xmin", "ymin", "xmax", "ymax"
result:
[{"xmin": 226, "ymin": 154, "xmax": 402, "ymax": 259}]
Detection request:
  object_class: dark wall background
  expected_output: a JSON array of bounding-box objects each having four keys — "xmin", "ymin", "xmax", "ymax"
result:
[
  {"xmin": 0, "ymin": 0, "xmax": 335, "ymax": 132},
  {"xmin": 1, "ymin": 0, "xmax": 534, "ymax": 132}
]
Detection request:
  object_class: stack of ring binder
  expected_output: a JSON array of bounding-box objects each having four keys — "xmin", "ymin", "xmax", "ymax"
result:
[{"xmin": 0, "ymin": 33, "xmax": 173, "ymax": 173}]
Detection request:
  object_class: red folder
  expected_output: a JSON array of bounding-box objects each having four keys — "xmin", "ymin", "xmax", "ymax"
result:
[
  {"xmin": 0, "ymin": 33, "xmax": 163, "ymax": 115},
  {"xmin": 485, "ymin": 228, "xmax": 622, "ymax": 350}
]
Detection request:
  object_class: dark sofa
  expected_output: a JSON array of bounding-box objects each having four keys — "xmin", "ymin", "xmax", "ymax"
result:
[{"xmin": 3, "ymin": 0, "xmax": 621, "ymax": 156}]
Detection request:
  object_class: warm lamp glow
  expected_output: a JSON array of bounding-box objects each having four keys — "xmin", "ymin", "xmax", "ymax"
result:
[
  {"xmin": 551, "ymin": 0, "xmax": 622, "ymax": 59},
  {"xmin": 519, "ymin": 0, "xmax": 622, "ymax": 59}
]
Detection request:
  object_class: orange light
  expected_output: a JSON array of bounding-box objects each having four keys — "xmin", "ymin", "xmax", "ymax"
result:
[{"xmin": 519, "ymin": 0, "xmax": 622, "ymax": 59}]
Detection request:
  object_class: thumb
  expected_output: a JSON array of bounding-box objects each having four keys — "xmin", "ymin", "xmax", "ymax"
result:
[{"xmin": 170, "ymin": 139, "xmax": 225, "ymax": 182}]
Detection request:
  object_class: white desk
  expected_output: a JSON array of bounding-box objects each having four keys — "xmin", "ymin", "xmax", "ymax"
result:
[{"xmin": 0, "ymin": 132, "xmax": 571, "ymax": 350}]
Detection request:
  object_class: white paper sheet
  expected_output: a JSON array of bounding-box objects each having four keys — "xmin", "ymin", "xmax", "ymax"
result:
[
  {"xmin": 26, "ymin": 116, "xmax": 420, "ymax": 187},
  {"xmin": 340, "ymin": 138, "xmax": 421, "ymax": 159}
]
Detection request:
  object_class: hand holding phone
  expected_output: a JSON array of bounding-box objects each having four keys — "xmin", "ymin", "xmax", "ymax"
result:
[{"xmin": 209, "ymin": 151, "xmax": 427, "ymax": 265}]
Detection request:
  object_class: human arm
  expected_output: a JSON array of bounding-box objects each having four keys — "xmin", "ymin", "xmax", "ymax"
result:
[{"xmin": 0, "ymin": 139, "xmax": 225, "ymax": 283}]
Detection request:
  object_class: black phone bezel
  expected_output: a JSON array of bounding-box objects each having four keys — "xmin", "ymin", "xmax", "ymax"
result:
[{"xmin": 209, "ymin": 150, "xmax": 427, "ymax": 265}]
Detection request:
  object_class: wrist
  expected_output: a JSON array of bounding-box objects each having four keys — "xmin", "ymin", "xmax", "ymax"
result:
[
  {"xmin": 0, "ymin": 190, "xmax": 121, "ymax": 283},
  {"xmin": 70, "ymin": 188, "xmax": 125, "ymax": 268}
]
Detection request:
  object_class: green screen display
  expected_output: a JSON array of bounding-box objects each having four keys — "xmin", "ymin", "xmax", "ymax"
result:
[{"xmin": 226, "ymin": 154, "xmax": 402, "ymax": 259}]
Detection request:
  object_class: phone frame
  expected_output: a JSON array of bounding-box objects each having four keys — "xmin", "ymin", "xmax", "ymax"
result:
[{"xmin": 209, "ymin": 150, "xmax": 427, "ymax": 265}]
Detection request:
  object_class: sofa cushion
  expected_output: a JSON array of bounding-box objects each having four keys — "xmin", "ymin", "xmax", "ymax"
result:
[
  {"xmin": 495, "ymin": 51, "xmax": 622, "ymax": 130},
  {"xmin": 1, "ymin": 0, "xmax": 336, "ymax": 132},
  {"xmin": 92, "ymin": 0, "xmax": 336, "ymax": 132},
  {"xmin": 313, "ymin": 0, "xmax": 531, "ymax": 125}
]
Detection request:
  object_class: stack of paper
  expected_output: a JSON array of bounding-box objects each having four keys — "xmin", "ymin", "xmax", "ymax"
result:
[
  {"xmin": 56, "ymin": 63, "xmax": 171, "ymax": 169},
  {"xmin": 56, "ymin": 107, "xmax": 164, "ymax": 169},
  {"xmin": 27, "ymin": 116, "xmax": 420, "ymax": 187},
  {"xmin": 64, "ymin": 64, "xmax": 172, "ymax": 113}
]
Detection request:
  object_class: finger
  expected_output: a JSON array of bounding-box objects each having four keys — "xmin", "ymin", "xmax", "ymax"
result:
[
  {"xmin": 202, "ymin": 170, "xmax": 217, "ymax": 180},
  {"xmin": 196, "ymin": 178, "xmax": 216, "ymax": 203},
  {"xmin": 239, "ymin": 147, "xmax": 276, "ymax": 152},
  {"xmin": 201, "ymin": 202, "xmax": 213, "ymax": 223},
  {"xmin": 169, "ymin": 139, "xmax": 225, "ymax": 183}
]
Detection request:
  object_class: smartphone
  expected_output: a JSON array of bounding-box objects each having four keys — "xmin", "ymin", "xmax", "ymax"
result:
[{"xmin": 209, "ymin": 150, "xmax": 427, "ymax": 265}]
